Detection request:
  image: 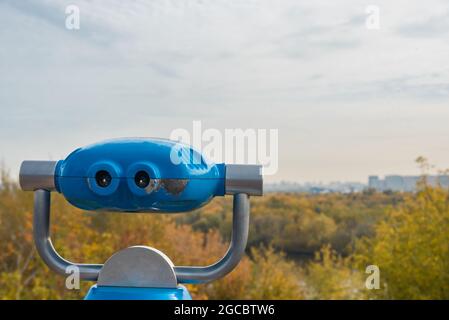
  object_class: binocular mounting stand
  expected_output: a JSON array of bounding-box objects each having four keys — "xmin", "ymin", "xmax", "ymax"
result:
[{"xmin": 33, "ymin": 189, "xmax": 250, "ymax": 299}]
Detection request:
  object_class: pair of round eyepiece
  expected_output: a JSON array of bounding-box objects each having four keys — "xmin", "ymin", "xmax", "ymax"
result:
[{"xmin": 95, "ymin": 170, "xmax": 150, "ymax": 189}]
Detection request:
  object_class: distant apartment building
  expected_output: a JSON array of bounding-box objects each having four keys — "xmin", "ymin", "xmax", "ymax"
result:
[{"xmin": 368, "ymin": 175, "xmax": 449, "ymax": 192}]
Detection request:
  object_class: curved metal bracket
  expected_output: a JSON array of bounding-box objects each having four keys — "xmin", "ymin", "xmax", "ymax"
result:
[
  {"xmin": 33, "ymin": 190, "xmax": 250, "ymax": 284},
  {"xmin": 175, "ymin": 193, "xmax": 250, "ymax": 284},
  {"xmin": 33, "ymin": 190, "xmax": 102, "ymax": 280}
]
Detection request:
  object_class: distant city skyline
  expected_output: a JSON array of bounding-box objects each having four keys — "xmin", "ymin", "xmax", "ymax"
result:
[
  {"xmin": 266, "ymin": 174, "xmax": 449, "ymax": 193},
  {"xmin": 1, "ymin": 1, "xmax": 449, "ymax": 183}
]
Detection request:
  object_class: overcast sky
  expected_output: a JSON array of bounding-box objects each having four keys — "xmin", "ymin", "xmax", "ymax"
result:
[{"xmin": 1, "ymin": 0, "xmax": 449, "ymax": 183}]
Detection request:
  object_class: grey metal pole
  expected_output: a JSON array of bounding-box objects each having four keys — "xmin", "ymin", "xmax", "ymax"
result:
[
  {"xmin": 174, "ymin": 193, "xmax": 250, "ymax": 284},
  {"xmin": 33, "ymin": 189, "xmax": 102, "ymax": 281}
]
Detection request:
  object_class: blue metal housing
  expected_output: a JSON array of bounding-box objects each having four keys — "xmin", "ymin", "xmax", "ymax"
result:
[
  {"xmin": 84, "ymin": 284, "xmax": 192, "ymax": 300},
  {"xmin": 55, "ymin": 138, "xmax": 225, "ymax": 213}
]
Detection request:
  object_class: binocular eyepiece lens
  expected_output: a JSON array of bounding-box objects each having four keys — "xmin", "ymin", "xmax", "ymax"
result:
[
  {"xmin": 134, "ymin": 171, "xmax": 150, "ymax": 189},
  {"xmin": 95, "ymin": 170, "xmax": 112, "ymax": 188}
]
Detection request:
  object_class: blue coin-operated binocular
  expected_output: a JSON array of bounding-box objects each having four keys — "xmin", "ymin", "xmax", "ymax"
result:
[{"xmin": 20, "ymin": 138, "xmax": 263, "ymax": 300}]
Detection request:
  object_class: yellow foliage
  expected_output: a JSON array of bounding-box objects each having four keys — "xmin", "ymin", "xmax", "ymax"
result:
[
  {"xmin": 246, "ymin": 246, "xmax": 303, "ymax": 299},
  {"xmin": 1, "ymin": 167, "xmax": 449, "ymax": 300},
  {"xmin": 303, "ymin": 246, "xmax": 367, "ymax": 300},
  {"xmin": 356, "ymin": 185, "xmax": 449, "ymax": 299}
]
